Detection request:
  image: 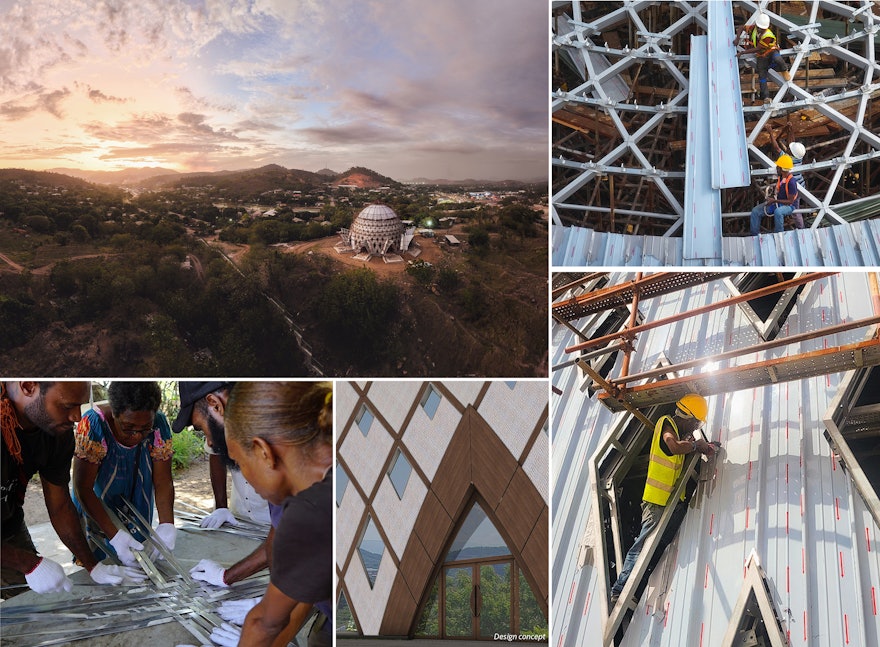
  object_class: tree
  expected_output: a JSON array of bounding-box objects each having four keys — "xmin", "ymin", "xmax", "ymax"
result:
[
  {"xmin": 318, "ymin": 268, "xmax": 399, "ymax": 358},
  {"xmin": 406, "ymin": 259, "xmax": 435, "ymax": 287}
]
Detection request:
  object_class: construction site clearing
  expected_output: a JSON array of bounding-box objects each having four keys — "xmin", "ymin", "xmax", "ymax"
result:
[{"xmin": 552, "ymin": 1, "xmax": 880, "ymax": 266}]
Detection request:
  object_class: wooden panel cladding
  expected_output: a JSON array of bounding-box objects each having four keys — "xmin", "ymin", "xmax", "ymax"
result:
[
  {"xmin": 412, "ymin": 489, "xmax": 453, "ymax": 561},
  {"xmin": 521, "ymin": 507, "xmax": 549, "ymax": 606},
  {"xmin": 381, "ymin": 571, "xmax": 418, "ymax": 635},
  {"xmin": 495, "ymin": 467, "xmax": 545, "ymax": 555},
  {"xmin": 470, "ymin": 410, "xmax": 518, "ymax": 510},
  {"xmin": 379, "ymin": 404, "xmax": 549, "ymax": 635},
  {"xmin": 399, "ymin": 533, "xmax": 434, "ymax": 609}
]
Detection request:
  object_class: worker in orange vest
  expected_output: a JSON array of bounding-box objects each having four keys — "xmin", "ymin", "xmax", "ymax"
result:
[
  {"xmin": 750, "ymin": 155, "xmax": 800, "ymax": 235},
  {"xmin": 736, "ymin": 13, "xmax": 790, "ymax": 102}
]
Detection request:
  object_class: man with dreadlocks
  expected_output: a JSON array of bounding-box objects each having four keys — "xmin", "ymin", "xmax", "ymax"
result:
[{"xmin": 1, "ymin": 381, "xmax": 145, "ymax": 598}]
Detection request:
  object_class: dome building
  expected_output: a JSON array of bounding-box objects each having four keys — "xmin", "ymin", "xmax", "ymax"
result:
[{"xmin": 339, "ymin": 204, "xmax": 415, "ymax": 257}]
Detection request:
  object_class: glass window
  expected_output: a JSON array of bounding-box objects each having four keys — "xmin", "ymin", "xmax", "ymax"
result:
[
  {"xmin": 414, "ymin": 579, "xmax": 439, "ymax": 636},
  {"xmin": 420, "ymin": 384, "xmax": 441, "ymax": 419},
  {"xmin": 356, "ymin": 404, "xmax": 374, "ymax": 436},
  {"xmin": 336, "ymin": 591, "xmax": 357, "ymax": 633},
  {"xmin": 445, "ymin": 502, "xmax": 511, "ymax": 562},
  {"xmin": 387, "ymin": 449, "xmax": 413, "ymax": 499},
  {"xmin": 357, "ymin": 515, "xmax": 385, "ymax": 588},
  {"xmin": 505, "ymin": 381, "xmax": 517, "ymax": 389},
  {"xmin": 336, "ymin": 463, "xmax": 350, "ymax": 507},
  {"xmin": 518, "ymin": 569, "xmax": 547, "ymax": 635}
]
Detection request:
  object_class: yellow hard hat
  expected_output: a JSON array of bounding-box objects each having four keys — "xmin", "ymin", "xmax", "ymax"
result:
[
  {"xmin": 776, "ymin": 155, "xmax": 794, "ymax": 170},
  {"xmin": 677, "ymin": 393, "xmax": 708, "ymax": 423}
]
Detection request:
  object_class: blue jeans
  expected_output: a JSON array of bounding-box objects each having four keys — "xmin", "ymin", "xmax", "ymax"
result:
[
  {"xmin": 757, "ymin": 52, "xmax": 788, "ymax": 98},
  {"xmin": 610, "ymin": 501, "xmax": 663, "ymax": 596},
  {"xmin": 750, "ymin": 204, "xmax": 793, "ymax": 235}
]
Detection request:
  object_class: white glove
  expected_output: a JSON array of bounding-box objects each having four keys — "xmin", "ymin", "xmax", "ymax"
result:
[
  {"xmin": 90, "ymin": 563, "xmax": 148, "ymax": 585},
  {"xmin": 150, "ymin": 522, "xmax": 177, "ymax": 560},
  {"xmin": 217, "ymin": 596, "xmax": 262, "ymax": 624},
  {"xmin": 200, "ymin": 508, "xmax": 239, "ymax": 529},
  {"xmin": 210, "ymin": 622, "xmax": 241, "ymax": 647},
  {"xmin": 190, "ymin": 559, "xmax": 228, "ymax": 587},
  {"xmin": 108, "ymin": 530, "xmax": 144, "ymax": 567},
  {"xmin": 24, "ymin": 558, "xmax": 73, "ymax": 594}
]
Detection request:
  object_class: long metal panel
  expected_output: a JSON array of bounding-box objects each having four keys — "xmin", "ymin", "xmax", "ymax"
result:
[
  {"xmin": 683, "ymin": 35, "xmax": 723, "ymax": 263},
  {"xmin": 707, "ymin": 0, "xmax": 750, "ymax": 189}
]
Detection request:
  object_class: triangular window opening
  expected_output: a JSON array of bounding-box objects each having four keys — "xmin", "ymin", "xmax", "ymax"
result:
[
  {"xmin": 445, "ymin": 502, "xmax": 511, "ymax": 562},
  {"xmin": 823, "ymin": 365, "xmax": 880, "ymax": 532},
  {"xmin": 721, "ymin": 556, "xmax": 789, "ymax": 647},
  {"xmin": 336, "ymin": 590, "xmax": 358, "ymax": 634},
  {"xmin": 415, "ymin": 500, "xmax": 547, "ymax": 639},
  {"xmin": 357, "ymin": 515, "xmax": 385, "ymax": 589},
  {"xmin": 725, "ymin": 273, "xmax": 802, "ymax": 341}
]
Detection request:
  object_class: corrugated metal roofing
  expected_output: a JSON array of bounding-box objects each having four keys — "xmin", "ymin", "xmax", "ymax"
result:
[
  {"xmin": 552, "ymin": 272, "xmax": 880, "ymax": 647},
  {"xmin": 552, "ymin": 219, "xmax": 880, "ymax": 267}
]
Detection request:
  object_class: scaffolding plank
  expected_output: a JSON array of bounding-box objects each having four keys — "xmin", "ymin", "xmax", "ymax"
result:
[
  {"xmin": 599, "ymin": 339, "xmax": 880, "ymax": 411},
  {"xmin": 552, "ymin": 272, "xmax": 734, "ymax": 321},
  {"xmin": 707, "ymin": 0, "xmax": 750, "ymax": 189},
  {"xmin": 683, "ymin": 35, "xmax": 723, "ymax": 262}
]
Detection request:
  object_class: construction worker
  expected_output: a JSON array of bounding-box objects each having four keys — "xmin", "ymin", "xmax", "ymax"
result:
[
  {"xmin": 609, "ymin": 394, "xmax": 719, "ymax": 608},
  {"xmin": 736, "ymin": 13, "xmax": 790, "ymax": 102},
  {"xmin": 749, "ymin": 155, "xmax": 800, "ymax": 235},
  {"xmin": 769, "ymin": 129, "xmax": 807, "ymax": 228}
]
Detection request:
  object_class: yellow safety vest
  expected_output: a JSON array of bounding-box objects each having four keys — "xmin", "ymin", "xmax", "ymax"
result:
[
  {"xmin": 751, "ymin": 27, "xmax": 778, "ymax": 56},
  {"xmin": 642, "ymin": 415, "xmax": 686, "ymax": 506}
]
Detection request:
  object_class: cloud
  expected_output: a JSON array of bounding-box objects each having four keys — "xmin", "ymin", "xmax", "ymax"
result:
[
  {"xmin": 0, "ymin": 86, "xmax": 71, "ymax": 120},
  {"xmin": 298, "ymin": 121, "xmax": 408, "ymax": 146}
]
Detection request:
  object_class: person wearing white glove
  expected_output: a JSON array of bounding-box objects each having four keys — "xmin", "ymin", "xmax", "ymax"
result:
[
  {"xmin": 223, "ymin": 383, "xmax": 333, "ymax": 647},
  {"xmin": 1, "ymin": 382, "xmax": 134, "ymax": 599},
  {"xmin": 108, "ymin": 529, "xmax": 144, "ymax": 567},
  {"xmin": 24, "ymin": 557, "xmax": 73, "ymax": 594},
  {"xmin": 200, "ymin": 507, "xmax": 239, "ymax": 529},
  {"xmin": 150, "ymin": 522, "xmax": 177, "ymax": 560},
  {"xmin": 210, "ymin": 623, "xmax": 242, "ymax": 647},
  {"xmin": 217, "ymin": 596, "xmax": 262, "ymax": 624},
  {"xmin": 71, "ymin": 382, "xmax": 176, "ymax": 569},
  {"xmin": 89, "ymin": 562, "xmax": 148, "ymax": 585},
  {"xmin": 190, "ymin": 559, "xmax": 229, "ymax": 587}
]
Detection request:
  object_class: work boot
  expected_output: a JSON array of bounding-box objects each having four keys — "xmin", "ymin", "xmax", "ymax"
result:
[
  {"xmin": 610, "ymin": 593, "xmax": 620, "ymax": 607},
  {"xmin": 782, "ymin": 71, "xmax": 791, "ymax": 81}
]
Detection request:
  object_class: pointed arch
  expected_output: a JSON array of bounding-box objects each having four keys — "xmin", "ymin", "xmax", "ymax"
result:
[{"xmin": 378, "ymin": 406, "xmax": 548, "ymax": 635}]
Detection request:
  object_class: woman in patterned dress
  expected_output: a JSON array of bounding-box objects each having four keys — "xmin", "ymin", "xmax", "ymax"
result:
[{"xmin": 71, "ymin": 381, "xmax": 175, "ymax": 567}]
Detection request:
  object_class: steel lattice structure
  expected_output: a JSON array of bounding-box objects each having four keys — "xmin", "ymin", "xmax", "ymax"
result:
[{"xmin": 552, "ymin": 1, "xmax": 880, "ymax": 266}]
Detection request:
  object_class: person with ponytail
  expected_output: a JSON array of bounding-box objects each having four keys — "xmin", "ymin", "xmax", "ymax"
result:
[{"xmin": 209, "ymin": 381, "xmax": 332, "ymax": 647}]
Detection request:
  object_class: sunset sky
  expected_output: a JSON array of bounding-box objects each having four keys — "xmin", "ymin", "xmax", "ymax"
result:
[{"xmin": 0, "ymin": 0, "xmax": 546, "ymax": 181}]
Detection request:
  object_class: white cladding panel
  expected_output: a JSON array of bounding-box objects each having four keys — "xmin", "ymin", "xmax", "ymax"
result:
[
  {"xmin": 553, "ymin": 273, "xmax": 880, "ymax": 647},
  {"xmin": 372, "ymin": 468, "xmax": 428, "ymax": 559},
  {"xmin": 401, "ymin": 394, "xmax": 461, "ymax": 482},
  {"xmin": 339, "ymin": 405, "xmax": 394, "ymax": 500},
  {"xmin": 365, "ymin": 381, "xmax": 423, "ymax": 432},
  {"xmin": 478, "ymin": 381, "xmax": 546, "ymax": 461}
]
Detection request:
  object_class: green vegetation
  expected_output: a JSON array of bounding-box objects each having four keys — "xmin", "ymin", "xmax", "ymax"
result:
[
  {"xmin": 317, "ymin": 268, "xmax": 400, "ymax": 357},
  {"xmin": 0, "ymin": 167, "xmax": 547, "ymax": 376},
  {"xmin": 171, "ymin": 427, "xmax": 204, "ymax": 475}
]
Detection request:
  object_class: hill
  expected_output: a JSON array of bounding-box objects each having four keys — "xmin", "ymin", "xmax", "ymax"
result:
[
  {"xmin": 331, "ymin": 166, "xmax": 400, "ymax": 189},
  {"xmin": 0, "ymin": 168, "xmax": 101, "ymax": 190},
  {"xmin": 47, "ymin": 167, "xmax": 179, "ymax": 185}
]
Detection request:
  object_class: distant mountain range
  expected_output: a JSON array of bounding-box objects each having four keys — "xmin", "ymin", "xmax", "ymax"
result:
[{"xmin": 4, "ymin": 164, "xmax": 543, "ymax": 191}]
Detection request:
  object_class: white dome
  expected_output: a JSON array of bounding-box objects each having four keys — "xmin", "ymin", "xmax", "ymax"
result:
[
  {"xmin": 348, "ymin": 204, "xmax": 405, "ymax": 255},
  {"xmin": 356, "ymin": 204, "xmax": 399, "ymax": 222}
]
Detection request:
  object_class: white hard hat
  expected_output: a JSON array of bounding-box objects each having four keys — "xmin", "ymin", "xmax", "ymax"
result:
[
  {"xmin": 756, "ymin": 13, "xmax": 770, "ymax": 29},
  {"xmin": 789, "ymin": 142, "xmax": 806, "ymax": 159}
]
